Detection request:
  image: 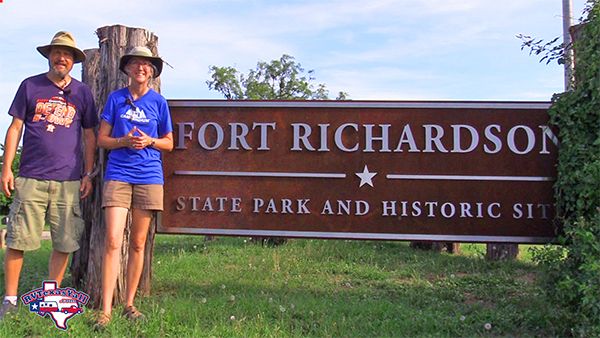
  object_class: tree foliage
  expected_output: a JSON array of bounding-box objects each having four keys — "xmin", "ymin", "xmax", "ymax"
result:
[
  {"xmin": 531, "ymin": 2, "xmax": 600, "ymax": 335},
  {"xmin": 207, "ymin": 54, "xmax": 348, "ymax": 100},
  {"xmin": 516, "ymin": 34, "xmax": 564, "ymax": 65},
  {"xmin": 0, "ymin": 145, "xmax": 21, "ymax": 214},
  {"xmin": 206, "ymin": 54, "xmax": 348, "ymax": 246},
  {"xmin": 517, "ymin": 1, "xmax": 598, "ymax": 66}
]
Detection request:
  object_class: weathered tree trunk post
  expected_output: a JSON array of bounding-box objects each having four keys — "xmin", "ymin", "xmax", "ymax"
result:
[
  {"xmin": 486, "ymin": 243, "xmax": 518, "ymax": 261},
  {"xmin": 72, "ymin": 25, "xmax": 161, "ymax": 306}
]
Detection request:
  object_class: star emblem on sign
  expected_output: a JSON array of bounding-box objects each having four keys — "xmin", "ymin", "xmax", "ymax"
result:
[
  {"xmin": 355, "ymin": 165, "xmax": 377, "ymax": 188},
  {"xmin": 46, "ymin": 124, "xmax": 56, "ymax": 133}
]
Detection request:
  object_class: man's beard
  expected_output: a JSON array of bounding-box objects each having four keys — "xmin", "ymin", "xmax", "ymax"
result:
[{"xmin": 50, "ymin": 64, "xmax": 69, "ymax": 79}]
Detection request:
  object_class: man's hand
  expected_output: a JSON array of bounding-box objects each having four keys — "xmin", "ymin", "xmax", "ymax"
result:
[
  {"xmin": 1, "ymin": 169, "xmax": 15, "ymax": 198},
  {"xmin": 80, "ymin": 175, "xmax": 93, "ymax": 199}
]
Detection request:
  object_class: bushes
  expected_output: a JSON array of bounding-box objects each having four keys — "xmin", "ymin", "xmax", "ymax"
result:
[
  {"xmin": 534, "ymin": 2, "xmax": 600, "ymax": 335},
  {"xmin": 0, "ymin": 145, "xmax": 20, "ymax": 215}
]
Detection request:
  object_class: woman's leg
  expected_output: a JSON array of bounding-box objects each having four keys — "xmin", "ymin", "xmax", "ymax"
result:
[
  {"xmin": 124, "ymin": 208, "xmax": 152, "ymax": 307},
  {"xmin": 100, "ymin": 206, "xmax": 129, "ymax": 316}
]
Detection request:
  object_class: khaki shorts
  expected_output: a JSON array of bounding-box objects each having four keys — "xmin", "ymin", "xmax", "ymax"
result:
[
  {"xmin": 6, "ymin": 177, "xmax": 84, "ymax": 252},
  {"xmin": 102, "ymin": 180, "xmax": 163, "ymax": 210}
]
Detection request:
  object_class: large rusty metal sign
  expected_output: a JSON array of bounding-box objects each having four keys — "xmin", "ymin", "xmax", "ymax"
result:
[{"xmin": 159, "ymin": 101, "xmax": 559, "ymax": 243}]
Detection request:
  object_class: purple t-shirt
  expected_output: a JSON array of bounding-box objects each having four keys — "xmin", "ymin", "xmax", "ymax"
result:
[{"xmin": 8, "ymin": 73, "xmax": 98, "ymax": 181}]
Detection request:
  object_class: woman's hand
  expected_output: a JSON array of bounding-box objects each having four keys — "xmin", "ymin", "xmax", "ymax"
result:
[{"xmin": 128, "ymin": 126, "xmax": 154, "ymax": 150}]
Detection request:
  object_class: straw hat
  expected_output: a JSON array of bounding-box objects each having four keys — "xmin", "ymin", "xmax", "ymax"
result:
[
  {"xmin": 37, "ymin": 31, "xmax": 86, "ymax": 64},
  {"xmin": 119, "ymin": 46, "xmax": 164, "ymax": 78}
]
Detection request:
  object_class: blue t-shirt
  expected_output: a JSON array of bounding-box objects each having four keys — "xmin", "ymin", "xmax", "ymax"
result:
[
  {"xmin": 101, "ymin": 88, "xmax": 173, "ymax": 184},
  {"xmin": 8, "ymin": 73, "xmax": 98, "ymax": 181}
]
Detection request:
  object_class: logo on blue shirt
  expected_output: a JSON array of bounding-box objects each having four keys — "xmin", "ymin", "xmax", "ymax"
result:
[{"xmin": 120, "ymin": 107, "xmax": 150, "ymax": 123}]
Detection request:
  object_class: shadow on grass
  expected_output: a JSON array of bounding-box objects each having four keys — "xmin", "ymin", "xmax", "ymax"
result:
[
  {"xmin": 144, "ymin": 236, "xmax": 561, "ymax": 336},
  {"xmin": 153, "ymin": 235, "xmax": 535, "ymax": 275}
]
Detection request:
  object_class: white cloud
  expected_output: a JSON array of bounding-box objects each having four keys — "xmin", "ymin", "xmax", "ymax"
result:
[{"xmin": 0, "ymin": 0, "xmax": 588, "ymax": 139}]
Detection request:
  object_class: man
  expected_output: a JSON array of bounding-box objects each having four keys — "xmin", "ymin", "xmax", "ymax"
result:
[{"xmin": 0, "ymin": 31, "xmax": 98, "ymax": 318}]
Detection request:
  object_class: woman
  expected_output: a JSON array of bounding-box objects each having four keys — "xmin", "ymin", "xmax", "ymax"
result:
[{"xmin": 95, "ymin": 46, "xmax": 173, "ymax": 328}]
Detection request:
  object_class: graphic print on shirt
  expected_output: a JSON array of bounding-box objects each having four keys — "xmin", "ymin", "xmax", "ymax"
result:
[
  {"xmin": 33, "ymin": 96, "xmax": 77, "ymax": 132},
  {"xmin": 120, "ymin": 106, "xmax": 150, "ymax": 124}
]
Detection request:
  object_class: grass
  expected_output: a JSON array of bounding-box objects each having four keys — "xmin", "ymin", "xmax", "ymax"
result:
[{"xmin": 0, "ymin": 236, "xmax": 566, "ymax": 337}]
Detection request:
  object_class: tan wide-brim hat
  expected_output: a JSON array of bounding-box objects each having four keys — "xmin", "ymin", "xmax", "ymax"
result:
[
  {"xmin": 37, "ymin": 31, "xmax": 86, "ymax": 64},
  {"xmin": 119, "ymin": 46, "xmax": 164, "ymax": 78}
]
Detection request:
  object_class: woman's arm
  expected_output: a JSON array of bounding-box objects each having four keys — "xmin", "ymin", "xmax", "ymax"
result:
[{"xmin": 97, "ymin": 120, "xmax": 130, "ymax": 150}]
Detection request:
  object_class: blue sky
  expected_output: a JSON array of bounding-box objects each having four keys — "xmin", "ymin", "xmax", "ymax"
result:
[{"xmin": 0, "ymin": 0, "xmax": 588, "ymax": 139}]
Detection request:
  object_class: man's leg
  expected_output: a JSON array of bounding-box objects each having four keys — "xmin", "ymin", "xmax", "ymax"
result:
[
  {"xmin": 1, "ymin": 178, "xmax": 48, "ymax": 319},
  {"xmin": 4, "ymin": 248, "xmax": 24, "ymax": 297},
  {"xmin": 48, "ymin": 249, "xmax": 70, "ymax": 287},
  {"xmin": 47, "ymin": 180, "xmax": 84, "ymax": 286},
  {"xmin": 1, "ymin": 248, "xmax": 23, "ymax": 318}
]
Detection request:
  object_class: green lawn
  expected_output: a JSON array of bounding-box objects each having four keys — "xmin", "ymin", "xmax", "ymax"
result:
[{"xmin": 0, "ymin": 236, "xmax": 566, "ymax": 337}]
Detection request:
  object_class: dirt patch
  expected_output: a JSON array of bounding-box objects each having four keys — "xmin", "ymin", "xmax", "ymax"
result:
[{"xmin": 463, "ymin": 292, "xmax": 496, "ymax": 309}]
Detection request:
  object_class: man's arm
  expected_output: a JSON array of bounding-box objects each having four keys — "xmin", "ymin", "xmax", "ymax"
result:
[
  {"xmin": 1, "ymin": 117, "xmax": 24, "ymax": 198},
  {"xmin": 80, "ymin": 127, "xmax": 96, "ymax": 199}
]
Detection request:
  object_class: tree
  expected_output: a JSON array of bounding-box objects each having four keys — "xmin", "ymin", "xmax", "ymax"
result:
[{"xmin": 207, "ymin": 54, "xmax": 347, "ymax": 100}]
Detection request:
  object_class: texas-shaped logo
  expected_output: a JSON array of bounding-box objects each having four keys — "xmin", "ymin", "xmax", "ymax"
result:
[{"xmin": 21, "ymin": 281, "xmax": 89, "ymax": 330}]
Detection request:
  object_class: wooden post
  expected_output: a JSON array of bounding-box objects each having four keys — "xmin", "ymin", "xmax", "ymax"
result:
[
  {"xmin": 72, "ymin": 25, "xmax": 161, "ymax": 306},
  {"xmin": 485, "ymin": 243, "xmax": 518, "ymax": 261}
]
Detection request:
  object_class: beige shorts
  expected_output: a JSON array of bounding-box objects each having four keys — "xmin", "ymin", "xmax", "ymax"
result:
[
  {"xmin": 102, "ymin": 180, "xmax": 163, "ymax": 210},
  {"xmin": 6, "ymin": 177, "xmax": 84, "ymax": 252}
]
